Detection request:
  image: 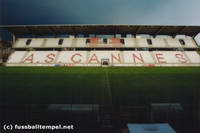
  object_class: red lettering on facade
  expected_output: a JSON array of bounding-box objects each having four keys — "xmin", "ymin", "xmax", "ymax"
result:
[
  {"xmin": 71, "ymin": 53, "xmax": 82, "ymax": 63},
  {"xmin": 45, "ymin": 53, "xmax": 56, "ymax": 63},
  {"xmin": 132, "ymin": 53, "xmax": 144, "ymax": 63},
  {"xmin": 23, "ymin": 53, "xmax": 34, "ymax": 63},
  {"xmin": 88, "ymin": 54, "xmax": 100, "ymax": 63},
  {"xmin": 111, "ymin": 53, "xmax": 121, "ymax": 63},
  {"xmin": 175, "ymin": 53, "xmax": 187, "ymax": 63},
  {"xmin": 155, "ymin": 53, "xmax": 166, "ymax": 63}
]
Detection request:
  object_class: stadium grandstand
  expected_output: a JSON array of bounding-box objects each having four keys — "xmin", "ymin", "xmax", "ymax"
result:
[
  {"xmin": 0, "ymin": 38, "xmax": 12, "ymax": 65},
  {"xmin": 1, "ymin": 25, "xmax": 200, "ymax": 67},
  {"xmin": 0, "ymin": 25, "xmax": 200, "ymax": 133}
]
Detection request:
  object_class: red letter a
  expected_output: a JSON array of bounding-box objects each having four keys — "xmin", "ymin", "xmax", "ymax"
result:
[{"xmin": 23, "ymin": 53, "xmax": 34, "ymax": 63}]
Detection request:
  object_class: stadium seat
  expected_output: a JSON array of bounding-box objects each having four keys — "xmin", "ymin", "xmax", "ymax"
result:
[
  {"xmin": 14, "ymin": 38, "xmax": 45, "ymax": 48},
  {"xmin": 180, "ymin": 38, "xmax": 198, "ymax": 48},
  {"xmin": 165, "ymin": 38, "xmax": 183, "ymax": 48},
  {"xmin": 44, "ymin": 38, "xmax": 73, "ymax": 48},
  {"xmin": 88, "ymin": 51, "xmax": 122, "ymax": 64},
  {"xmin": 124, "ymin": 38, "xmax": 136, "ymax": 47},
  {"xmin": 6, "ymin": 50, "xmax": 200, "ymax": 66},
  {"xmin": 151, "ymin": 38, "xmax": 168, "ymax": 48},
  {"xmin": 7, "ymin": 51, "xmax": 27, "ymax": 63},
  {"xmin": 152, "ymin": 51, "xmax": 189, "ymax": 64},
  {"xmin": 75, "ymin": 38, "xmax": 87, "ymax": 47},
  {"xmin": 184, "ymin": 51, "xmax": 200, "ymax": 63},
  {"xmin": 56, "ymin": 51, "xmax": 87, "ymax": 64},
  {"xmin": 22, "ymin": 51, "xmax": 58, "ymax": 64},
  {"xmin": 123, "ymin": 51, "xmax": 155, "ymax": 64},
  {"xmin": 136, "ymin": 38, "xmax": 150, "ymax": 48}
]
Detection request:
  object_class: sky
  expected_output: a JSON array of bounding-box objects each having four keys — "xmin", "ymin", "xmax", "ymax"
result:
[{"xmin": 0, "ymin": 0, "xmax": 200, "ymax": 42}]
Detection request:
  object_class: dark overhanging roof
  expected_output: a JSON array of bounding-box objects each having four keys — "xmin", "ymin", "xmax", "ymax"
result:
[{"xmin": 1, "ymin": 24, "xmax": 200, "ymax": 37}]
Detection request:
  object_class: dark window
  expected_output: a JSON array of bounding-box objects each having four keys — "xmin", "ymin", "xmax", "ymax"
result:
[
  {"xmin": 179, "ymin": 39, "xmax": 185, "ymax": 45},
  {"xmin": 86, "ymin": 38, "xmax": 90, "ymax": 43},
  {"xmin": 147, "ymin": 39, "xmax": 152, "ymax": 45},
  {"xmin": 101, "ymin": 59, "xmax": 109, "ymax": 66},
  {"xmin": 58, "ymin": 39, "xmax": 64, "ymax": 45},
  {"xmin": 121, "ymin": 34, "xmax": 126, "ymax": 38},
  {"xmin": 102, "ymin": 61, "xmax": 109, "ymax": 65},
  {"xmin": 84, "ymin": 34, "xmax": 89, "ymax": 37},
  {"xmin": 103, "ymin": 38, "xmax": 107, "ymax": 44},
  {"xmin": 26, "ymin": 39, "xmax": 32, "ymax": 45},
  {"xmin": 120, "ymin": 39, "xmax": 125, "ymax": 44}
]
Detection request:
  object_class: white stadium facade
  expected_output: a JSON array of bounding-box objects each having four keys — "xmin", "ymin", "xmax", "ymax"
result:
[{"xmin": 1, "ymin": 25, "xmax": 200, "ymax": 67}]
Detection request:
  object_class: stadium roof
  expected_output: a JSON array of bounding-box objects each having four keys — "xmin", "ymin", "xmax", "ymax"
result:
[{"xmin": 1, "ymin": 25, "xmax": 200, "ymax": 37}]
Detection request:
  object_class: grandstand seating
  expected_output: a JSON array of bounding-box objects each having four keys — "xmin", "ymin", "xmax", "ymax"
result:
[
  {"xmin": 13, "ymin": 37, "xmax": 198, "ymax": 48},
  {"xmin": 176, "ymin": 37, "xmax": 197, "ymax": 48},
  {"xmin": 124, "ymin": 38, "xmax": 136, "ymax": 47},
  {"xmin": 152, "ymin": 51, "xmax": 188, "ymax": 64},
  {"xmin": 184, "ymin": 51, "xmax": 200, "ymax": 63},
  {"xmin": 57, "ymin": 51, "xmax": 87, "ymax": 64},
  {"xmin": 136, "ymin": 38, "xmax": 150, "ymax": 48},
  {"xmin": 14, "ymin": 38, "xmax": 44, "ymax": 48},
  {"xmin": 7, "ymin": 51, "xmax": 27, "ymax": 63},
  {"xmin": 76, "ymin": 38, "xmax": 87, "ymax": 47},
  {"xmin": 7, "ymin": 35, "xmax": 200, "ymax": 66},
  {"xmin": 165, "ymin": 37, "xmax": 183, "ymax": 48},
  {"xmin": 123, "ymin": 51, "xmax": 155, "ymax": 64},
  {"xmin": 6, "ymin": 51, "xmax": 200, "ymax": 66},
  {"xmin": 43, "ymin": 38, "xmax": 73, "ymax": 48},
  {"xmin": 151, "ymin": 38, "xmax": 168, "ymax": 48},
  {"xmin": 22, "ymin": 51, "xmax": 58, "ymax": 64},
  {"xmin": 88, "ymin": 51, "xmax": 122, "ymax": 64}
]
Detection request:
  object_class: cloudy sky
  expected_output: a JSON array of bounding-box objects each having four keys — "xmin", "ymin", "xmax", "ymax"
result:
[{"xmin": 0, "ymin": 0, "xmax": 200, "ymax": 42}]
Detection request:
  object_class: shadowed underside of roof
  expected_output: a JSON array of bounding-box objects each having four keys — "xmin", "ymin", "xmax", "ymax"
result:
[{"xmin": 1, "ymin": 25, "xmax": 200, "ymax": 37}]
